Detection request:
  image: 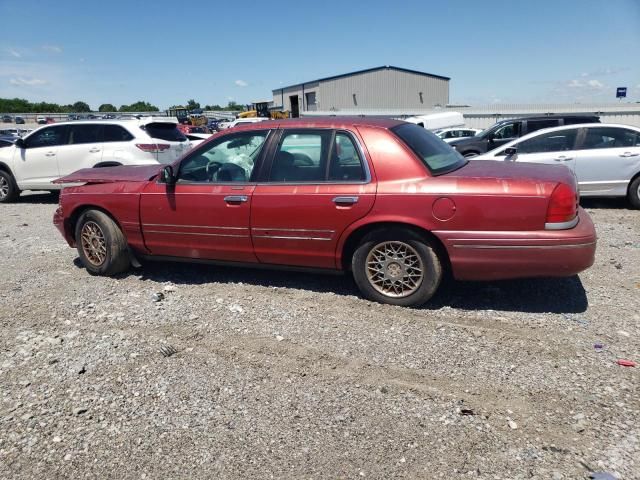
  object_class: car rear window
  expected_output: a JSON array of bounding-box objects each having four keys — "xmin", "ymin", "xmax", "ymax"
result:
[
  {"xmin": 142, "ymin": 122, "xmax": 187, "ymax": 142},
  {"xmin": 392, "ymin": 123, "xmax": 467, "ymax": 175}
]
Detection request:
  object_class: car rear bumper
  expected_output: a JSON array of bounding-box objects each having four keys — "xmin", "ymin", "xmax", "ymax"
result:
[
  {"xmin": 434, "ymin": 207, "xmax": 597, "ymax": 281},
  {"xmin": 53, "ymin": 205, "xmax": 75, "ymax": 247}
]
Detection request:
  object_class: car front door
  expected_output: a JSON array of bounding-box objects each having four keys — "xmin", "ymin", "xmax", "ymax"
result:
[
  {"xmin": 251, "ymin": 129, "xmax": 376, "ymax": 269},
  {"xmin": 573, "ymin": 126, "xmax": 640, "ymax": 196},
  {"xmin": 487, "ymin": 121, "xmax": 521, "ymax": 151},
  {"xmin": 13, "ymin": 125, "xmax": 69, "ymax": 188},
  {"xmin": 139, "ymin": 129, "xmax": 271, "ymax": 261},
  {"xmin": 496, "ymin": 128, "xmax": 579, "ymax": 173}
]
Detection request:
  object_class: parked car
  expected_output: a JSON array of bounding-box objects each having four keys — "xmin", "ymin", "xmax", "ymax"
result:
[
  {"xmin": 14, "ymin": 116, "xmax": 25, "ymax": 125},
  {"xmin": 434, "ymin": 127, "xmax": 483, "ymax": 143},
  {"xmin": 473, "ymin": 123, "xmax": 640, "ymax": 207},
  {"xmin": 51, "ymin": 118, "xmax": 596, "ymax": 307},
  {"xmin": 0, "ymin": 128, "xmax": 20, "ymax": 137},
  {"xmin": 449, "ymin": 115, "xmax": 601, "ymax": 157},
  {"xmin": 0, "ymin": 136, "xmax": 17, "ymax": 148},
  {"xmin": 0, "ymin": 118, "xmax": 191, "ymax": 202},
  {"xmin": 102, "ymin": 114, "xmax": 116, "ymax": 120},
  {"xmin": 2, "ymin": 115, "xmax": 13, "ymax": 123},
  {"xmin": 218, "ymin": 117, "xmax": 271, "ymax": 130},
  {"xmin": 36, "ymin": 115, "xmax": 47, "ymax": 124}
]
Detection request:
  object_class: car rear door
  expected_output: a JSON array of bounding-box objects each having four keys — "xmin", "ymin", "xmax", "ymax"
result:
[
  {"xmin": 139, "ymin": 129, "xmax": 270, "ymax": 261},
  {"xmin": 251, "ymin": 128, "xmax": 376, "ymax": 269},
  {"xmin": 573, "ymin": 126, "xmax": 640, "ymax": 196},
  {"xmin": 13, "ymin": 125, "xmax": 69, "ymax": 187},
  {"xmin": 58, "ymin": 123, "xmax": 104, "ymax": 174}
]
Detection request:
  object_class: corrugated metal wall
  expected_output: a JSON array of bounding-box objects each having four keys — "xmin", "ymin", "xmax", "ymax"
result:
[
  {"xmin": 272, "ymin": 69, "xmax": 449, "ymax": 114},
  {"xmin": 319, "ymin": 69, "xmax": 448, "ymax": 110}
]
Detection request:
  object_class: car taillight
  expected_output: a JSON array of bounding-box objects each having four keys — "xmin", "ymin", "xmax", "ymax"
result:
[
  {"xmin": 136, "ymin": 143, "xmax": 171, "ymax": 153},
  {"xmin": 545, "ymin": 183, "xmax": 578, "ymax": 226}
]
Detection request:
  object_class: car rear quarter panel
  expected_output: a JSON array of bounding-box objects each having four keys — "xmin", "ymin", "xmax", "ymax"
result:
[
  {"xmin": 339, "ymin": 126, "xmax": 592, "ymax": 279},
  {"xmin": 57, "ymin": 182, "xmax": 147, "ymax": 252}
]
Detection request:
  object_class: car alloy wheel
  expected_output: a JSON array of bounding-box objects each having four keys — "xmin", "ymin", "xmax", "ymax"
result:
[
  {"xmin": 0, "ymin": 175, "xmax": 8, "ymax": 201},
  {"xmin": 365, "ymin": 241, "xmax": 424, "ymax": 298},
  {"xmin": 80, "ymin": 221, "xmax": 107, "ymax": 266}
]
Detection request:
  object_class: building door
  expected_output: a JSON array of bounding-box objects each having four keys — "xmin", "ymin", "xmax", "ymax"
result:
[
  {"xmin": 305, "ymin": 92, "xmax": 317, "ymax": 111},
  {"xmin": 290, "ymin": 95, "xmax": 299, "ymax": 118}
]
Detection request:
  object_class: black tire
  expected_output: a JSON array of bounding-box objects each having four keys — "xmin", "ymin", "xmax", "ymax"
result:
[
  {"xmin": 93, "ymin": 162, "xmax": 122, "ymax": 168},
  {"xmin": 462, "ymin": 151, "xmax": 479, "ymax": 158},
  {"xmin": 351, "ymin": 228, "xmax": 443, "ymax": 307},
  {"xmin": 628, "ymin": 176, "xmax": 640, "ymax": 209},
  {"xmin": 0, "ymin": 169, "xmax": 20, "ymax": 203},
  {"xmin": 75, "ymin": 210, "xmax": 130, "ymax": 276}
]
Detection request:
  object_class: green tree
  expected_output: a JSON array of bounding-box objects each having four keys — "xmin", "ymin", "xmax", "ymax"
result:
[
  {"xmin": 72, "ymin": 101, "xmax": 91, "ymax": 112},
  {"xmin": 204, "ymin": 104, "xmax": 223, "ymax": 110},
  {"xmin": 98, "ymin": 103, "xmax": 117, "ymax": 112},
  {"xmin": 186, "ymin": 99, "xmax": 200, "ymax": 111},
  {"xmin": 226, "ymin": 101, "xmax": 242, "ymax": 111},
  {"xmin": 119, "ymin": 101, "xmax": 159, "ymax": 112}
]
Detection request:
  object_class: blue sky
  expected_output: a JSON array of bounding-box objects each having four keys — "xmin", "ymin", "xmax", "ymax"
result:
[{"xmin": 0, "ymin": 0, "xmax": 639, "ymax": 109}]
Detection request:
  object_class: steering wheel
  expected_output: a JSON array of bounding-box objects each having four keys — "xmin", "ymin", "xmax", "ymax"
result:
[{"xmin": 206, "ymin": 161, "xmax": 222, "ymax": 181}]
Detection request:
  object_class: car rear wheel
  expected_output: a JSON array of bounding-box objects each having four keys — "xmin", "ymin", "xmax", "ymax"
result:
[
  {"xmin": 352, "ymin": 228, "xmax": 442, "ymax": 307},
  {"xmin": 463, "ymin": 151, "xmax": 479, "ymax": 158},
  {"xmin": 0, "ymin": 170, "xmax": 19, "ymax": 203},
  {"xmin": 75, "ymin": 210, "xmax": 130, "ymax": 276},
  {"xmin": 628, "ymin": 176, "xmax": 640, "ymax": 209}
]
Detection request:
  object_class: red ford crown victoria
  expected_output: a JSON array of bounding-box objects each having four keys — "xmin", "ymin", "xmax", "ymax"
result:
[{"xmin": 53, "ymin": 118, "xmax": 596, "ymax": 307}]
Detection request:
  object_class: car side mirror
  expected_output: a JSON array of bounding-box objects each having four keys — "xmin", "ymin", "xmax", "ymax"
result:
[
  {"xmin": 504, "ymin": 146, "xmax": 517, "ymax": 158},
  {"xmin": 14, "ymin": 138, "xmax": 26, "ymax": 149},
  {"xmin": 161, "ymin": 165, "xmax": 176, "ymax": 185}
]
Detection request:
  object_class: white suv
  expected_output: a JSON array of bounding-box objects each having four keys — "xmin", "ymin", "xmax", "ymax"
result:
[{"xmin": 0, "ymin": 117, "xmax": 191, "ymax": 202}]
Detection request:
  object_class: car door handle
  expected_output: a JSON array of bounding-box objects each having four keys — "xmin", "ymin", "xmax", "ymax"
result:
[
  {"xmin": 45, "ymin": 152, "xmax": 56, "ymax": 157},
  {"xmin": 332, "ymin": 196, "xmax": 359, "ymax": 205},
  {"xmin": 553, "ymin": 156, "xmax": 573, "ymax": 161},
  {"xmin": 89, "ymin": 148, "xmax": 101, "ymax": 153},
  {"xmin": 224, "ymin": 195, "xmax": 248, "ymax": 203},
  {"xmin": 619, "ymin": 152, "xmax": 639, "ymax": 157}
]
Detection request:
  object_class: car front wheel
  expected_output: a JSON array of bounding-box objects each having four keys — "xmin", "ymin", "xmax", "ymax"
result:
[
  {"xmin": 0, "ymin": 170, "xmax": 19, "ymax": 203},
  {"xmin": 75, "ymin": 210, "xmax": 130, "ymax": 276},
  {"xmin": 628, "ymin": 176, "xmax": 640, "ymax": 209},
  {"xmin": 352, "ymin": 228, "xmax": 442, "ymax": 307}
]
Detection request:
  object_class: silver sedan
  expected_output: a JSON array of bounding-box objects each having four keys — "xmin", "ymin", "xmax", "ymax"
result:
[{"xmin": 473, "ymin": 123, "xmax": 640, "ymax": 208}]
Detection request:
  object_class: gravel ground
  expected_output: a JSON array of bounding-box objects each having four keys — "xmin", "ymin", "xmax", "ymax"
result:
[{"xmin": 1, "ymin": 193, "xmax": 638, "ymax": 479}]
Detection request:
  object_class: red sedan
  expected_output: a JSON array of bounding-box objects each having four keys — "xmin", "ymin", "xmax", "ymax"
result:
[{"xmin": 53, "ymin": 118, "xmax": 596, "ymax": 307}]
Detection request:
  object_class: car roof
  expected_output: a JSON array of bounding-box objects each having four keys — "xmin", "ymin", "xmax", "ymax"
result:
[{"xmin": 229, "ymin": 116, "xmax": 405, "ymax": 130}]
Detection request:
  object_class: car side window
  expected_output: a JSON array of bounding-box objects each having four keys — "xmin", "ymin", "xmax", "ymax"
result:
[
  {"xmin": 103, "ymin": 125, "xmax": 134, "ymax": 142},
  {"xmin": 328, "ymin": 132, "xmax": 366, "ymax": 182},
  {"xmin": 177, "ymin": 131, "xmax": 268, "ymax": 183},
  {"xmin": 269, "ymin": 130, "xmax": 332, "ymax": 182},
  {"xmin": 24, "ymin": 126, "xmax": 69, "ymax": 148},
  {"xmin": 492, "ymin": 122, "xmax": 521, "ymax": 140},
  {"xmin": 516, "ymin": 129, "xmax": 578, "ymax": 154},
  {"xmin": 580, "ymin": 127, "xmax": 640, "ymax": 149},
  {"xmin": 527, "ymin": 119, "xmax": 560, "ymax": 134},
  {"xmin": 68, "ymin": 124, "xmax": 102, "ymax": 145}
]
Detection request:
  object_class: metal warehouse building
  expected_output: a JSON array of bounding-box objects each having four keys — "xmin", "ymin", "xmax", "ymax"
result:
[{"xmin": 272, "ymin": 66, "xmax": 450, "ymax": 117}]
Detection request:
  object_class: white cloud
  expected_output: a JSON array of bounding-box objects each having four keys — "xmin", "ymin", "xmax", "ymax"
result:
[
  {"xmin": 7, "ymin": 48, "xmax": 21, "ymax": 58},
  {"xmin": 587, "ymin": 79, "xmax": 604, "ymax": 89},
  {"xmin": 567, "ymin": 79, "xmax": 583, "ymax": 88},
  {"xmin": 234, "ymin": 79, "xmax": 248, "ymax": 87},
  {"xmin": 42, "ymin": 44, "xmax": 62, "ymax": 54},
  {"xmin": 9, "ymin": 76, "xmax": 48, "ymax": 86}
]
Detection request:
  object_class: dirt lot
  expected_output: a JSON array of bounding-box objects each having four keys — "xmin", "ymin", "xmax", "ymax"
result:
[{"xmin": 0, "ymin": 193, "xmax": 638, "ymax": 479}]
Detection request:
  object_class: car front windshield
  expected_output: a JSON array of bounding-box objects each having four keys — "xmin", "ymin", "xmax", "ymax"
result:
[{"xmin": 392, "ymin": 123, "xmax": 467, "ymax": 175}]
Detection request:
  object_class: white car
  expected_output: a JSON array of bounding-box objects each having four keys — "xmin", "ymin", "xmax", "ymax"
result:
[
  {"xmin": 473, "ymin": 123, "xmax": 640, "ymax": 207},
  {"xmin": 218, "ymin": 117, "xmax": 271, "ymax": 130},
  {"xmin": 434, "ymin": 127, "xmax": 483, "ymax": 143},
  {"xmin": 35, "ymin": 115, "xmax": 47, "ymax": 124},
  {"xmin": 0, "ymin": 118, "xmax": 191, "ymax": 202}
]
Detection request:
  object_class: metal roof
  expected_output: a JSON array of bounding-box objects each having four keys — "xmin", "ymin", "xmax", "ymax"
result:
[{"xmin": 274, "ymin": 66, "xmax": 450, "ymax": 92}]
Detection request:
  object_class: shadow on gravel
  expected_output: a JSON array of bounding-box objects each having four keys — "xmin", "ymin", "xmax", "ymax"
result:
[
  {"xmin": 73, "ymin": 257, "xmax": 588, "ymax": 315},
  {"xmin": 581, "ymin": 197, "xmax": 630, "ymax": 210},
  {"xmin": 15, "ymin": 191, "xmax": 60, "ymax": 204}
]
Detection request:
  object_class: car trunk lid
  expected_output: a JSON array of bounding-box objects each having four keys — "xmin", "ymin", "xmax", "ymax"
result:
[{"xmin": 139, "ymin": 118, "xmax": 191, "ymax": 163}]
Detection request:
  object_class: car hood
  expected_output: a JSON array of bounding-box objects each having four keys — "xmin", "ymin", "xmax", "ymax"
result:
[{"xmin": 53, "ymin": 164, "xmax": 163, "ymax": 184}]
